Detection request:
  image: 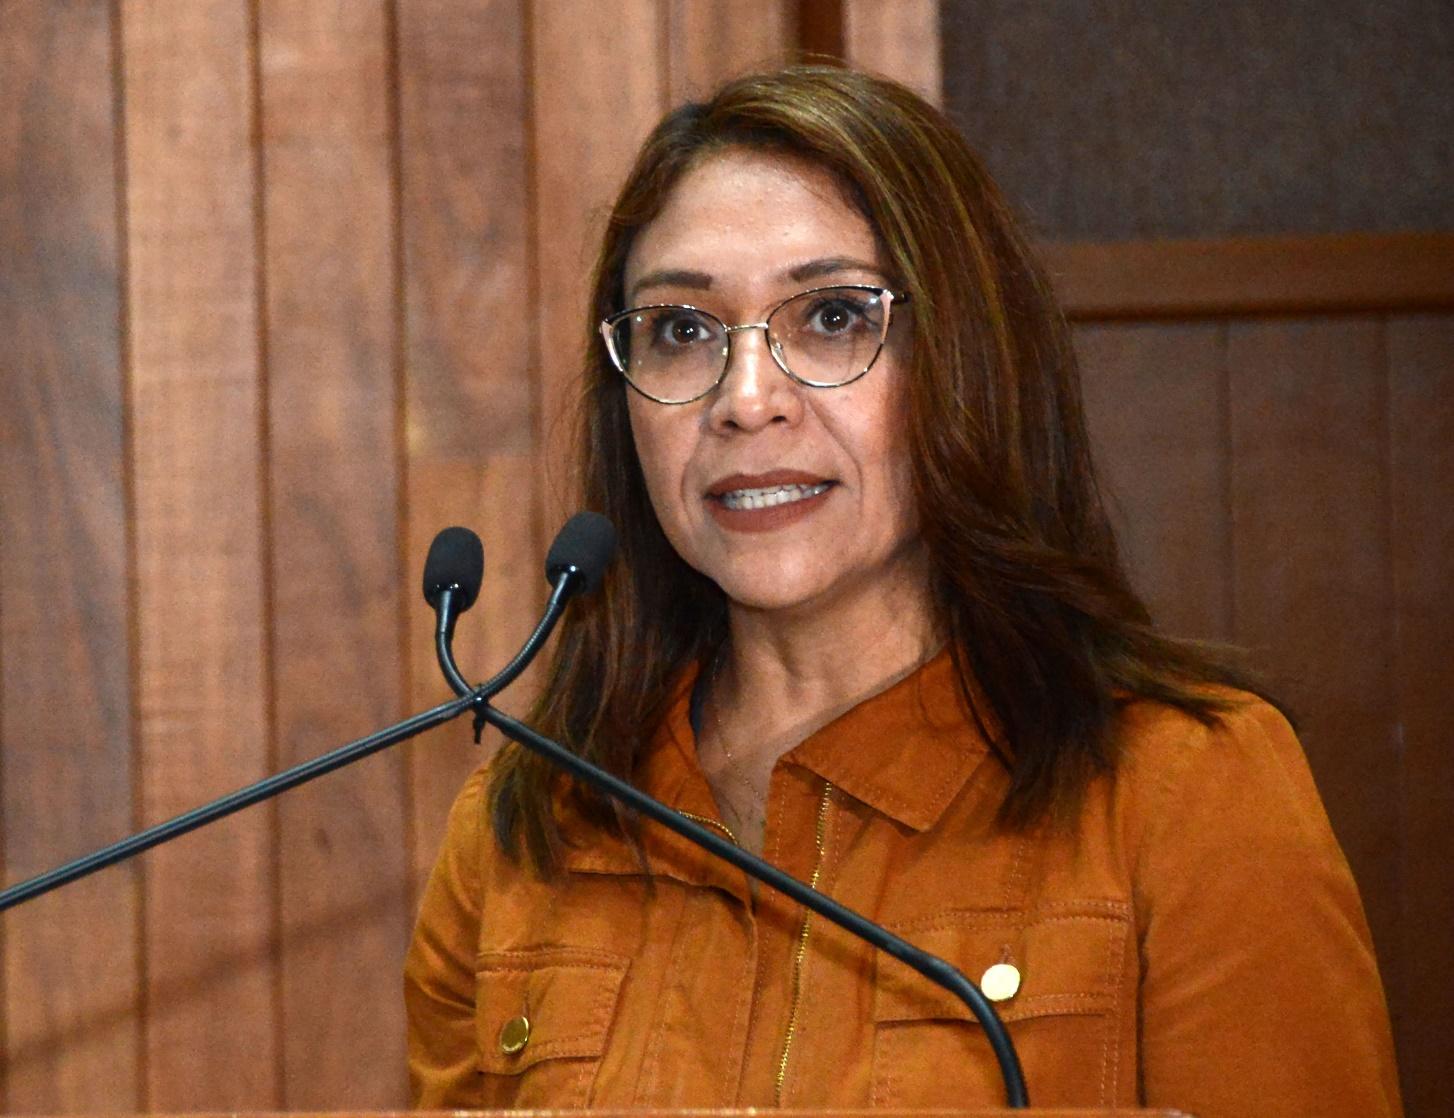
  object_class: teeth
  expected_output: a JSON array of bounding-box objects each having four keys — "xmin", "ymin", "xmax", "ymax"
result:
[{"xmin": 719, "ymin": 482, "xmax": 830, "ymax": 511}]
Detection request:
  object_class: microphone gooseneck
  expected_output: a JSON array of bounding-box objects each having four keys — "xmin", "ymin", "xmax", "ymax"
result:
[{"xmin": 440, "ymin": 513, "xmax": 621, "ymax": 704}]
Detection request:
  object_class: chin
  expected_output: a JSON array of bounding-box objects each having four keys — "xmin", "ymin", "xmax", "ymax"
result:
[
  {"xmin": 705, "ymin": 557, "xmax": 849, "ymax": 617},
  {"xmin": 714, "ymin": 582, "xmax": 824, "ymax": 615}
]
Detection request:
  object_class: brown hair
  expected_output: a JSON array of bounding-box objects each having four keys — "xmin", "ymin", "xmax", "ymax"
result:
[{"xmin": 490, "ymin": 66, "xmax": 1275, "ymax": 871}]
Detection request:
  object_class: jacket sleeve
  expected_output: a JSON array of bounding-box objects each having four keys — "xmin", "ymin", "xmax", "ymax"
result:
[
  {"xmin": 1131, "ymin": 699, "xmax": 1402, "ymax": 1118},
  {"xmin": 404, "ymin": 765, "xmax": 489, "ymax": 1107}
]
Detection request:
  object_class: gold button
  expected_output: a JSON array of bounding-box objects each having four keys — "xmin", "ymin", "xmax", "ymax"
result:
[
  {"xmin": 980, "ymin": 962, "xmax": 1021, "ymax": 1002},
  {"xmin": 498, "ymin": 1014, "xmax": 531, "ymax": 1054}
]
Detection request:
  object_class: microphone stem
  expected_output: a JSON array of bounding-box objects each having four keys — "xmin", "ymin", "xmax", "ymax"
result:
[
  {"xmin": 438, "ymin": 575, "xmax": 576, "ymax": 702},
  {"xmin": 0, "ymin": 692, "xmax": 478, "ymax": 913},
  {"xmin": 479, "ymin": 702, "xmax": 1030, "ymax": 1110},
  {"xmin": 434, "ymin": 586, "xmax": 473, "ymax": 697}
]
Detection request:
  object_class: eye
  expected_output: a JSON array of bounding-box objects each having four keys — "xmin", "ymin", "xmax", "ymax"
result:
[
  {"xmin": 812, "ymin": 299, "xmax": 858, "ymax": 333},
  {"xmin": 799, "ymin": 292, "xmax": 877, "ymax": 337},
  {"xmin": 649, "ymin": 309, "xmax": 717, "ymax": 349}
]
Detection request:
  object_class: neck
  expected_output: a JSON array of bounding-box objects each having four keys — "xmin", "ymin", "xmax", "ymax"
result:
[{"xmin": 714, "ymin": 563, "xmax": 941, "ymax": 761}]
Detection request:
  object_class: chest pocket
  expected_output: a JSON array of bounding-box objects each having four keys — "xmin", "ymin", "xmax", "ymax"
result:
[
  {"xmin": 871, "ymin": 904, "xmax": 1131, "ymax": 1109},
  {"xmin": 475, "ymin": 945, "xmax": 630, "ymax": 1108}
]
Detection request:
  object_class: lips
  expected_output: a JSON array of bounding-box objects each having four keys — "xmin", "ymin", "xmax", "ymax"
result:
[
  {"xmin": 706, "ymin": 469, "xmax": 834, "ymax": 498},
  {"xmin": 704, "ymin": 470, "xmax": 836, "ymax": 532}
]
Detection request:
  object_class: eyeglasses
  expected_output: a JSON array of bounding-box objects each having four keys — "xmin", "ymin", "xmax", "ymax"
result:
[{"xmin": 600, "ymin": 284, "xmax": 909, "ymax": 405}]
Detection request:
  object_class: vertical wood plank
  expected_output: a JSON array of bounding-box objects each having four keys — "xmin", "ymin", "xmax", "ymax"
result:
[
  {"xmin": 395, "ymin": 0, "xmax": 538, "ymax": 891},
  {"xmin": 841, "ymin": 0, "xmax": 941, "ymax": 103},
  {"xmin": 1386, "ymin": 314, "xmax": 1454, "ymax": 1117},
  {"xmin": 121, "ymin": 0, "xmax": 277, "ymax": 1107},
  {"xmin": 530, "ymin": 0, "xmax": 668, "ymax": 550},
  {"xmin": 1226, "ymin": 319, "xmax": 1401, "ymax": 977},
  {"xmin": 1076, "ymin": 321, "xmax": 1232, "ymax": 640},
  {"xmin": 255, "ymin": 0, "xmax": 409, "ymax": 1106},
  {"xmin": 797, "ymin": 0, "xmax": 844, "ymax": 60},
  {"xmin": 665, "ymin": 0, "xmax": 793, "ymax": 102},
  {"xmin": 0, "ymin": 4, "xmax": 140, "ymax": 1110}
]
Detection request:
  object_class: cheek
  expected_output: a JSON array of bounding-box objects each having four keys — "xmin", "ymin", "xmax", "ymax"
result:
[
  {"xmin": 626, "ymin": 398, "xmax": 690, "ymax": 523},
  {"xmin": 851, "ymin": 384, "xmax": 919, "ymax": 536}
]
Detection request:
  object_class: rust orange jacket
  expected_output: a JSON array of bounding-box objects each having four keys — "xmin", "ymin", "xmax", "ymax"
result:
[{"xmin": 404, "ymin": 653, "xmax": 1401, "ymax": 1116}]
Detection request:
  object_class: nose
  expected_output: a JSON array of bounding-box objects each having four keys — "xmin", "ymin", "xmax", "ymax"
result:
[{"xmin": 707, "ymin": 324, "xmax": 804, "ymax": 433}]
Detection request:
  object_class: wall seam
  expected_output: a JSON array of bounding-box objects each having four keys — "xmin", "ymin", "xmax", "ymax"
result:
[
  {"xmin": 1379, "ymin": 314, "xmax": 1410, "ymax": 1052},
  {"xmin": 244, "ymin": 0, "xmax": 285, "ymax": 1106},
  {"xmin": 382, "ymin": 0, "xmax": 418, "ymax": 946},
  {"xmin": 109, "ymin": 0, "xmax": 148, "ymax": 1107},
  {"xmin": 1218, "ymin": 319, "xmax": 1236, "ymax": 643},
  {"xmin": 523, "ymin": 0, "xmax": 544, "ymax": 566}
]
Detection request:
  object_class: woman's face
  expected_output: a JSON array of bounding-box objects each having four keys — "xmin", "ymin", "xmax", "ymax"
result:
[{"xmin": 622, "ymin": 149, "xmax": 923, "ymax": 618}]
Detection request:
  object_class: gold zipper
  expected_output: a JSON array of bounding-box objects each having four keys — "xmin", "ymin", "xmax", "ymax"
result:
[
  {"xmin": 678, "ymin": 808, "xmax": 738, "ymax": 846},
  {"xmin": 774, "ymin": 780, "xmax": 834, "ymax": 1105}
]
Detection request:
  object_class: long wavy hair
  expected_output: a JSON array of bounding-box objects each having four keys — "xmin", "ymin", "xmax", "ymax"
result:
[{"xmin": 490, "ymin": 66, "xmax": 1274, "ymax": 872}]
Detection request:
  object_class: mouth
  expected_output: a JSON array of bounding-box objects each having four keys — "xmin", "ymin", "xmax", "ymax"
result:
[
  {"xmin": 716, "ymin": 481, "xmax": 833, "ymax": 511},
  {"xmin": 704, "ymin": 470, "xmax": 837, "ymax": 531}
]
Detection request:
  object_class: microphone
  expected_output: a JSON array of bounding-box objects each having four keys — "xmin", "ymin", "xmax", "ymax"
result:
[
  {"xmin": 433, "ymin": 513, "xmax": 618, "ymax": 706},
  {"xmin": 545, "ymin": 510, "xmax": 617, "ymax": 596},
  {"xmin": 423, "ymin": 525, "xmax": 484, "ymax": 611},
  {"xmin": 424, "ymin": 526, "xmax": 486, "ymax": 697}
]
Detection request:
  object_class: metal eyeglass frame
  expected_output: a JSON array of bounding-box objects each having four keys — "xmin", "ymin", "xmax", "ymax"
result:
[{"xmin": 599, "ymin": 284, "xmax": 911, "ymax": 405}]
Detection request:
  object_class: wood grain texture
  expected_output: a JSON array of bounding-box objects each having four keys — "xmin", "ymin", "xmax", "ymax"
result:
[
  {"xmin": 255, "ymin": 0, "xmax": 410, "ymax": 1106},
  {"xmin": 665, "ymin": 0, "xmax": 793, "ymax": 102},
  {"xmin": 120, "ymin": 0, "xmax": 276, "ymax": 1107},
  {"xmin": 841, "ymin": 0, "xmax": 940, "ymax": 103},
  {"xmin": 1075, "ymin": 322, "xmax": 1231, "ymax": 641},
  {"xmin": 530, "ymin": 0, "xmax": 667, "ymax": 547},
  {"xmin": 0, "ymin": 3, "xmax": 140, "ymax": 1110},
  {"xmin": 1044, "ymin": 232, "xmax": 1454, "ymax": 321},
  {"xmin": 394, "ymin": 0, "xmax": 536, "ymax": 893},
  {"xmin": 1385, "ymin": 314, "xmax": 1454, "ymax": 1117},
  {"xmin": 1226, "ymin": 319, "xmax": 1401, "ymax": 976}
]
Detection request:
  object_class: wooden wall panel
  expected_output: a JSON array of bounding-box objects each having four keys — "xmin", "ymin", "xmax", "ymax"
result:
[
  {"xmin": 120, "ymin": 0, "xmax": 276, "ymax": 1108},
  {"xmin": 1047, "ymin": 232, "xmax": 1454, "ymax": 321},
  {"xmin": 255, "ymin": 1, "xmax": 410, "ymax": 1106},
  {"xmin": 396, "ymin": 0, "xmax": 537, "ymax": 892},
  {"xmin": 842, "ymin": 0, "xmax": 940, "ymax": 103},
  {"xmin": 1386, "ymin": 315, "xmax": 1454, "ymax": 1117},
  {"xmin": 1226, "ymin": 320, "xmax": 1401, "ymax": 970},
  {"xmin": 0, "ymin": 4, "xmax": 139, "ymax": 1111},
  {"xmin": 1076, "ymin": 322, "xmax": 1231, "ymax": 641},
  {"xmin": 665, "ymin": 0, "xmax": 793, "ymax": 101},
  {"xmin": 529, "ymin": 0, "xmax": 666, "ymax": 549}
]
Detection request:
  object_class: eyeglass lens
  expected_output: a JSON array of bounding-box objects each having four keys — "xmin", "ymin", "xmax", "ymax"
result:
[{"xmin": 610, "ymin": 286, "xmax": 889, "ymax": 403}]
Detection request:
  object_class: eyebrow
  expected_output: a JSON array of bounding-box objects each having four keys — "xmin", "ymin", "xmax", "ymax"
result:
[
  {"xmin": 628, "ymin": 255, "xmax": 886, "ymax": 302},
  {"xmin": 629, "ymin": 269, "xmax": 713, "ymax": 300},
  {"xmin": 787, "ymin": 255, "xmax": 885, "ymax": 283}
]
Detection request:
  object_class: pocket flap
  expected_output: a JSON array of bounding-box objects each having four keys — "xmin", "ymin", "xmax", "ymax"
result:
[
  {"xmin": 874, "ymin": 904, "xmax": 1128, "ymax": 1026},
  {"xmin": 476, "ymin": 945, "xmax": 630, "ymax": 1074}
]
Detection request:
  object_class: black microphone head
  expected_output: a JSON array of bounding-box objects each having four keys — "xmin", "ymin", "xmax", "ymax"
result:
[
  {"xmin": 422, "ymin": 526, "xmax": 484, "ymax": 612},
  {"xmin": 545, "ymin": 512, "xmax": 617, "ymax": 596}
]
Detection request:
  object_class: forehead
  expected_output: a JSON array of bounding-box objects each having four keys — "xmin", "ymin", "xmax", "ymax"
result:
[{"xmin": 623, "ymin": 149, "xmax": 884, "ymax": 296}]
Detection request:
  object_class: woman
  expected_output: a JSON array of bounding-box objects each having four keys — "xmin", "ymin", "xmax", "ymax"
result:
[{"xmin": 405, "ymin": 68, "xmax": 1400, "ymax": 1116}]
